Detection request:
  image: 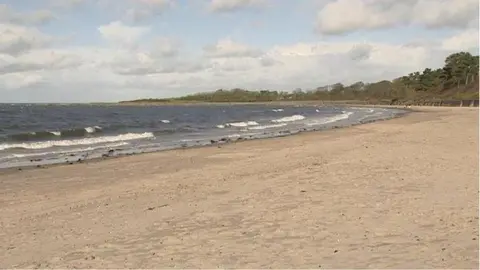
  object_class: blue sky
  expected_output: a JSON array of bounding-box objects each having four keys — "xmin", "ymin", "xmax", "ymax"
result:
[{"xmin": 0, "ymin": 0, "xmax": 478, "ymax": 102}]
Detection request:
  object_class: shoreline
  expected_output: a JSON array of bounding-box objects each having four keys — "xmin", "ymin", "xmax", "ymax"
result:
[
  {"xmin": 0, "ymin": 106, "xmax": 412, "ymax": 173},
  {"xmin": 0, "ymin": 106, "xmax": 478, "ymax": 268}
]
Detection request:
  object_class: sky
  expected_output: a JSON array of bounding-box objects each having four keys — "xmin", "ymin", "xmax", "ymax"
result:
[{"xmin": 0, "ymin": 0, "xmax": 478, "ymax": 103}]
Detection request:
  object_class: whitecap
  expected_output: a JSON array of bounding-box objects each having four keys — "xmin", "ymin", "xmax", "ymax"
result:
[
  {"xmin": 3, "ymin": 142, "xmax": 129, "ymax": 159},
  {"xmin": 306, "ymin": 111, "xmax": 354, "ymax": 126},
  {"xmin": 225, "ymin": 121, "xmax": 259, "ymax": 127},
  {"xmin": 248, "ymin": 123, "xmax": 287, "ymax": 130},
  {"xmin": 271, "ymin": 115, "xmax": 305, "ymax": 123},
  {"xmin": 0, "ymin": 132, "xmax": 154, "ymax": 150}
]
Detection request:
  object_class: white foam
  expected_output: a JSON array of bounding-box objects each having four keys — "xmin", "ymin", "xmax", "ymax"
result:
[
  {"xmin": 248, "ymin": 123, "xmax": 287, "ymax": 130},
  {"xmin": 272, "ymin": 109, "xmax": 284, "ymax": 112},
  {"xmin": 228, "ymin": 132, "xmax": 258, "ymax": 138},
  {"xmin": 0, "ymin": 132, "xmax": 154, "ymax": 150},
  {"xmin": 3, "ymin": 142, "xmax": 129, "ymax": 159},
  {"xmin": 50, "ymin": 131, "xmax": 61, "ymax": 136},
  {"xmin": 271, "ymin": 115, "xmax": 305, "ymax": 123},
  {"xmin": 161, "ymin": 120, "xmax": 170, "ymax": 123},
  {"xmin": 216, "ymin": 125, "xmax": 225, "ymax": 129},
  {"xmin": 306, "ymin": 111, "xmax": 354, "ymax": 126},
  {"xmin": 225, "ymin": 121, "xmax": 259, "ymax": 127}
]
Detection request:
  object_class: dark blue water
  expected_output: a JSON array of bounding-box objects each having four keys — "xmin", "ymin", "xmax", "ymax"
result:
[{"xmin": 0, "ymin": 104, "xmax": 406, "ymax": 168}]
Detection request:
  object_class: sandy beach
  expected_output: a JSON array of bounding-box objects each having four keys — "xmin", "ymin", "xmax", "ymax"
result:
[{"xmin": 0, "ymin": 107, "xmax": 478, "ymax": 268}]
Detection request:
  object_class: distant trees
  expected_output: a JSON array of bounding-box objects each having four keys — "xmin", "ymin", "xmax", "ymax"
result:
[{"xmin": 125, "ymin": 51, "xmax": 479, "ymax": 104}]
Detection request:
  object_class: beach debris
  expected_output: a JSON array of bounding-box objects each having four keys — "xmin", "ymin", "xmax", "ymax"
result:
[
  {"xmin": 334, "ymin": 250, "xmax": 338, "ymax": 253},
  {"xmin": 300, "ymin": 190, "xmax": 306, "ymax": 193},
  {"xmin": 210, "ymin": 139, "xmax": 217, "ymax": 144},
  {"xmin": 220, "ymin": 137, "xmax": 231, "ymax": 143},
  {"xmin": 146, "ymin": 204, "xmax": 169, "ymax": 211}
]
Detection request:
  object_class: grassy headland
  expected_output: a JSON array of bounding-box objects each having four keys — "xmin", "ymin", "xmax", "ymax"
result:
[{"xmin": 121, "ymin": 51, "xmax": 479, "ymax": 105}]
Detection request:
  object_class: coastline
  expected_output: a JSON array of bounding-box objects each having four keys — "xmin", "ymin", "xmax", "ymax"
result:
[
  {"xmin": 0, "ymin": 106, "xmax": 411, "ymax": 172},
  {"xmin": 0, "ymin": 106, "xmax": 478, "ymax": 268}
]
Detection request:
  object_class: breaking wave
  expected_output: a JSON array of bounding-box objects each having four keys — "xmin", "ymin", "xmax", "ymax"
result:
[
  {"xmin": 7, "ymin": 126, "xmax": 103, "ymax": 141},
  {"xmin": 271, "ymin": 115, "xmax": 306, "ymax": 123},
  {"xmin": 0, "ymin": 132, "xmax": 154, "ymax": 150},
  {"xmin": 306, "ymin": 111, "xmax": 354, "ymax": 126},
  {"xmin": 248, "ymin": 123, "xmax": 287, "ymax": 130},
  {"xmin": 217, "ymin": 121, "xmax": 259, "ymax": 128}
]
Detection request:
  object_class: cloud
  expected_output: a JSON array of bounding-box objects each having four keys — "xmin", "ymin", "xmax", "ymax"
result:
[
  {"xmin": 441, "ymin": 28, "xmax": 480, "ymax": 51},
  {"xmin": 124, "ymin": 0, "xmax": 174, "ymax": 22},
  {"xmin": 49, "ymin": 0, "xmax": 86, "ymax": 9},
  {"xmin": 0, "ymin": 23, "xmax": 52, "ymax": 56},
  {"xmin": 208, "ymin": 0, "xmax": 267, "ymax": 13},
  {"xmin": 0, "ymin": 1, "xmax": 477, "ymax": 102},
  {"xmin": 0, "ymin": 4, "xmax": 55, "ymax": 25},
  {"xmin": 98, "ymin": 21, "xmax": 150, "ymax": 47},
  {"xmin": 204, "ymin": 38, "xmax": 263, "ymax": 58},
  {"xmin": 148, "ymin": 37, "xmax": 181, "ymax": 58},
  {"xmin": 348, "ymin": 43, "xmax": 374, "ymax": 61},
  {"xmin": 316, "ymin": 0, "xmax": 479, "ymax": 35}
]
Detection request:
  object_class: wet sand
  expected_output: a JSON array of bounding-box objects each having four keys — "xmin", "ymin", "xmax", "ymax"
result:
[{"xmin": 0, "ymin": 107, "xmax": 478, "ymax": 268}]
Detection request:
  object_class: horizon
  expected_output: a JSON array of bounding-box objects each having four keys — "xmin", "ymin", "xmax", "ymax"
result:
[{"xmin": 0, "ymin": 0, "xmax": 479, "ymax": 103}]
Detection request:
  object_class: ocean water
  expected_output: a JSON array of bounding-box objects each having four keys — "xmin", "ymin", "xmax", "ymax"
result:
[{"xmin": 0, "ymin": 104, "xmax": 407, "ymax": 168}]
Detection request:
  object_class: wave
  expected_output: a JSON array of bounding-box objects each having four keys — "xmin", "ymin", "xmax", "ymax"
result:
[
  {"xmin": 218, "ymin": 121, "xmax": 259, "ymax": 128},
  {"xmin": 7, "ymin": 126, "xmax": 103, "ymax": 142},
  {"xmin": 0, "ymin": 142, "xmax": 129, "ymax": 160},
  {"xmin": 306, "ymin": 111, "xmax": 353, "ymax": 126},
  {"xmin": 0, "ymin": 132, "xmax": 154, "ymax": 150},
  {"xmin": 272, "ymin": 109, "xmax": 284, "ymax": 112},
  {"xmin": 248, "ymin": 123, "xmax": 287, "ymax": 130},
  {"xmin": 161, "ymin": 120, "xmax": 170, "ymax": 123},
  {"xmin": 271, "ymin": 115, "xmax": 305, "ymax": 123},
  {"xmin": 84, "ymin": 126, "xmax": 102, "ymax": 133}
]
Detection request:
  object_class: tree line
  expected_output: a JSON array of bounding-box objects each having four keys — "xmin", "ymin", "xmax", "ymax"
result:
[{"xmin": 125, "ymin": 51, "xmax": 479, "ymax": 104}]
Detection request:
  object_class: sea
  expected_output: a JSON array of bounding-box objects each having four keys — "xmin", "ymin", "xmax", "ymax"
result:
[{"xmin": 0, "ymin": 103, "xmax": 407, "ymax": 169}]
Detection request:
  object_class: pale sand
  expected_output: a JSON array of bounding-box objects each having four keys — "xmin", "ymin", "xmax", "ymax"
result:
[{"xmin": 0, "ymin": 107, "xmax": 478, "ymax": 269}]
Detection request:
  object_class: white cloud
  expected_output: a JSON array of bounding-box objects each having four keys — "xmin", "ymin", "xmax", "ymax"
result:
[
  {"xmin": 124, "ymin": 0, "xmax": 174, "ymax": 22},
  {"xmin": 0, "ymin": 1, "xmax": 477, "ymax": 102},
  {"xmin": 441, "ymin": 28, "xmax": 480, "ymax": 51},
  {"xmin": 0, "ymin": 72, "xmax": 45, "ymax": 89},
  {"xmin": 0, "ymin": 32, "xmax": 475, "ymax": 102},
  {"xmin": 204, "ymin": 38, "xmax": 263, "ymax": 58},
  {"xmin": 98, "ymin": 21, "xmax": 150, "ymax": 47},
  {"xmin": 0, "ymin": 4, "xmax": 55, "ymax": 25},
  {"xmin": 208, "ymin": 0, "xmax": 267, "ymax": 12},
  {"xmin": 316, "ymin": 0, "xmax": 479, "ymax": 35},
  {"xmin": 49, "ymin": 0, "xmax": 86, "ymax": 9},
  {"xmin": 0, "ymin": 23, "xmax": 52, "ymax": 56}
]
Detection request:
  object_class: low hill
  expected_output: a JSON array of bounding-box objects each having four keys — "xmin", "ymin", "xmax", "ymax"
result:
[{"xmin": 121, "ymin": 51, "xmax": 479, "ymax": 104}]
